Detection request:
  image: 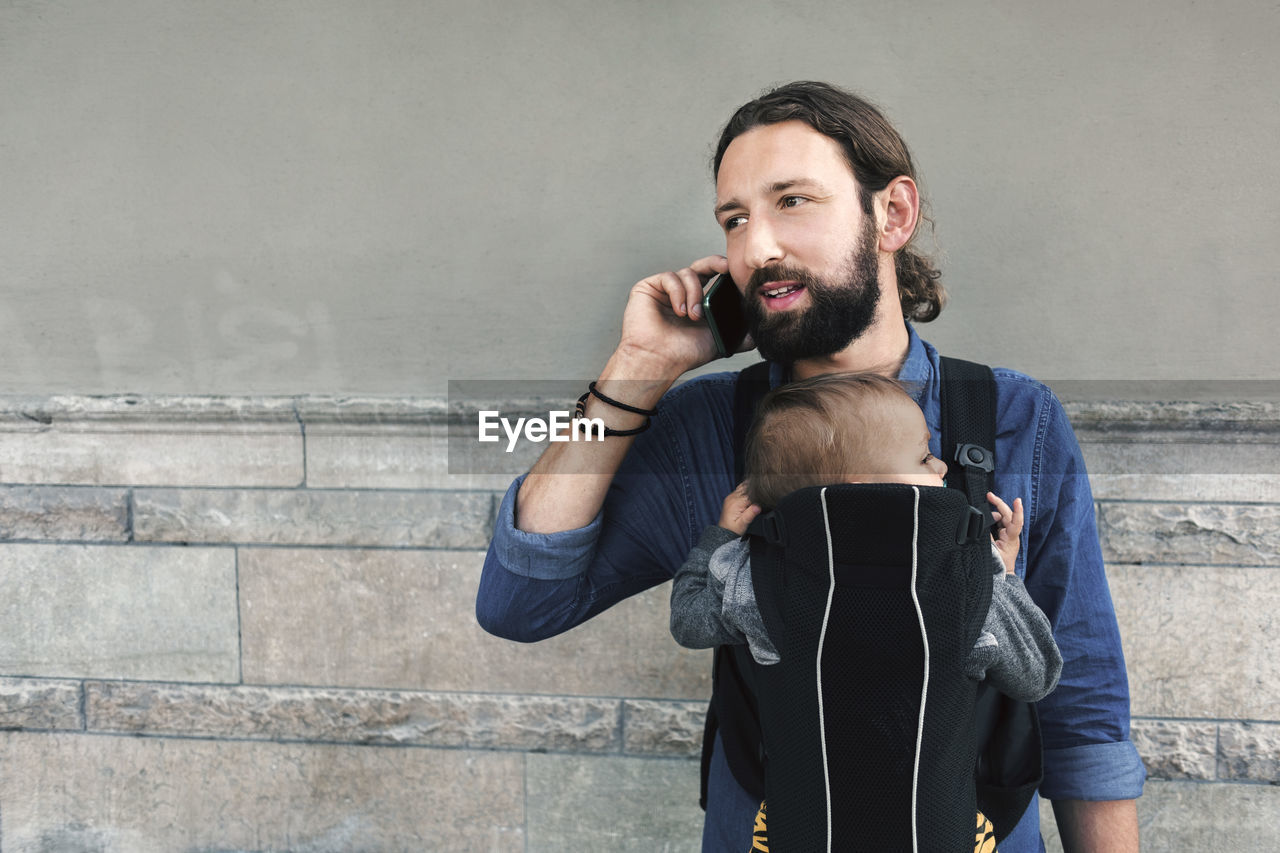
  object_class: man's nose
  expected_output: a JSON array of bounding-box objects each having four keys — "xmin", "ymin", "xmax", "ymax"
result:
[{"xmin": 743, "ymin": 218, "xmax": 784, "ymax": 270}]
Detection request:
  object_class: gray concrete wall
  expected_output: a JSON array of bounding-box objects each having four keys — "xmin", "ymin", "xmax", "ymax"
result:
[
  {"xmin": 2, "ymin": 1, "xmax": 1278, "ymax": 396},
  {"xmin": 3, "ymin": 1, "xmax": 1279, "ymax": 849},
  {"xmin": 0, "ymin": 394, "xmax": 1277, "ymax": 850}
]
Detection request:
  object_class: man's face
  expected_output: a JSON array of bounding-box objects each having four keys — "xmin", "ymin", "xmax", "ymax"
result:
[
  {"xmin": 741, "ymin": 217, "xmax": 880, "ymax": 363},
  {"xmin": 714, "ymin": 120, "xmax": 884, "ymax": 362}
]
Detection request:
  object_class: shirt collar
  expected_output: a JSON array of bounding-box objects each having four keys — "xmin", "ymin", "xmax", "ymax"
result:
[
  {"xmin": 901, "ymin": 323, "xmax": 944, "ymax": 454},
  {"xmin": 898, "ymin": 323, "xmax": 934, "ymax": 398}
]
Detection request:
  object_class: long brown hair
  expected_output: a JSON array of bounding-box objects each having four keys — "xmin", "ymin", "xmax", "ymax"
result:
[{"xmin": 713, "ymin": 81, "xmax": 945, "ymax": 323}]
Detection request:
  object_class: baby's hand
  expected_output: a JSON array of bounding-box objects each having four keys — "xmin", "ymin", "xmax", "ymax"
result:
[
  {"xmin": 987, "ymin": 492, "xmax": 1024, "ymax": 575},
  {"xmin": 719, "ymin": 481, "xmax": 762, "ymax": 535}
]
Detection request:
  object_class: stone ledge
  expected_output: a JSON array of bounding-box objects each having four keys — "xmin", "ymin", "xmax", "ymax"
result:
[
  {"xmin": 0, "ymin": 486, "xmax": 129, "ymax": 541},
  {"xmin": 3, "ymin": 393, "xmax": 1277, "ymax": 431},
  {"xmin": 86, "ymin": 681, "xmax": 621, "ymax": 752},
  {"xmin": 0, "ymin": 677, "xmax": 83, "ymax": 730},
  {"xmin": 6, "ymin": 393, "xmax": 1276, "ymax": 490},
  {"xmin": 73, "ymin": 683, "xmax": 1280, "ymax": 782},
  {"xmin": 133, "ymin": 487, "xmax": 494, "ymax": 548},
  {"xmin": 305, "ymin": 421, "xmax": 543, "ymax": 490},
  {"xmin": 1088, "ymin": 474, "xmax": 1280, "ymax": 503},
  {"xmin": 1131, "ymin": 719, "xmax": 1218, "ymax": 780},
  {"xmin": 1099, "ymin": 504, "xmax": 1280, "ymax": 566},
  {"xmin": 0, "ymin": 408, "xmax": 303, "ymax": 488},
  {"xmin": 623, "ymin": 699, "xmax": 706, "ymax": 757},
  {"xmin": 1063, "ymin": 397, "xmax": 1280, "ymax": 436},
  {"xmin": 0, "ymin": 395, "xmax": 302, "ymax": 425},
  {"xmin": 1219, "ymin": 722, "xmax": 1280, "ymax": 782}
]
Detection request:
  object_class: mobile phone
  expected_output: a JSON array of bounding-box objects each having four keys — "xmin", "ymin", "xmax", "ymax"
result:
[{"xmin": 701, "ymin": 273, "xmax": 748, "ymax": 358}]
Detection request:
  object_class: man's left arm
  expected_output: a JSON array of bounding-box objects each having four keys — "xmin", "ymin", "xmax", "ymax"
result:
[
  {"xmin": 1011, "ymin": 384, "xmax": 1144, "ymax": 851},
  {"xmin": 1052, "ymin": 798, "xmax": 1139, "ymax": 853}
]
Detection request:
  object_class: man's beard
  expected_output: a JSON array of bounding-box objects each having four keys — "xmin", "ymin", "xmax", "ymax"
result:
[{"xmin": 744, "ymin": 219, "xmax": 881, "ymax": 364}]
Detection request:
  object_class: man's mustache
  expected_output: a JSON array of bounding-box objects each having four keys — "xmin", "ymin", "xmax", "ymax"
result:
[{"xmin": 746, "ymin": 265, "xmax": 818, "ymax": 292}]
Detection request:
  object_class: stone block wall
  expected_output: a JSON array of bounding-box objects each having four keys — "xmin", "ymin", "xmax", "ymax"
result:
[{"xmin": 0, "ymin": 394, "xmax": 1276, "ymax": 851}]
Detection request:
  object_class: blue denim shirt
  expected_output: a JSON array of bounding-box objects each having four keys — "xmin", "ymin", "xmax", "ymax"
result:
[{"xmin": 478, "ymin": 326, "xmax": 1145, "ymax": 850}]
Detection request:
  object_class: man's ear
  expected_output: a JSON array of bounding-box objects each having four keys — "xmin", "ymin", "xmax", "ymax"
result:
[{"xmin": 877, "ymin": 176, "xmax": 919, "ymax": 253}]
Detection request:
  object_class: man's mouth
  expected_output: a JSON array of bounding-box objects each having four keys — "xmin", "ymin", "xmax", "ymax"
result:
[
  {"xmin": 761, "ymin": 283, "xmax": 802, "ymax": 298},
  {"xmin": 758, "ymin": 281, "xmax": 807, "ymax": 309}
]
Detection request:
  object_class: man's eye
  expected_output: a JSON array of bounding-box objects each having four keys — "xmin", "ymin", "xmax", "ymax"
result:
[
  {"xmin": 723, "ymin": 215, "xmax": 747, "ymax": 231},
  {"xmin": 781, "ymin": 196, "xmax": 807, "ymax": 208}
]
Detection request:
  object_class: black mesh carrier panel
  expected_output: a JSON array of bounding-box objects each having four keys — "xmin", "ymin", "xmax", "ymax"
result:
[
  {"xmin": 744, "ymin": 482, "xmax": 993, "ymax": 852},
  {"xmin": 706, "ymin": 357, "xmax": 1042, "ymax": 844}
]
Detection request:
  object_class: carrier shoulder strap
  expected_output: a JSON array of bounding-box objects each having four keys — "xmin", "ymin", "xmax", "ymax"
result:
[
  {"xmin": 732, "ymin": 360, "xmax": 771, "ymax": 481},
  {"xmin": 699, "ymin": 359, "xmax": 772, "ymax": 808},
  {"xmin": 937, "ymin": 355, "xmax": 996, "ymax": 507},
  {"xmin": 938, "ymin": 356, "xmax": 1043, "ymax": 841}
]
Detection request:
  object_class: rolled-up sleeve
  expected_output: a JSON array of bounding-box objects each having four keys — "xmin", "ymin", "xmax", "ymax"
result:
[
  {"xmin": 490, "ymin": 474, "xmax": 603, "ymax": 581},
  {"xmin": 477, "ymin": 473, "xmax": 632, "ymax": 643},
  {"xmin": 1041, "ymin": 741, "xmax": 1147, "ymax": 801}
]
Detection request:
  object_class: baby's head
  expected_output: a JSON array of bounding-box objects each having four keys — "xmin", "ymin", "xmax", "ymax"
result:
[{"xmin": 744, "ymin": 372, "xmax": 947, "ymax": 509}]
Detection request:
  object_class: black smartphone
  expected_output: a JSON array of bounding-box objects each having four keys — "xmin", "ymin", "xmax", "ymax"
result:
[{"xmin": 701, "ymin": 273, "xmax": 748, "ymax": 358}]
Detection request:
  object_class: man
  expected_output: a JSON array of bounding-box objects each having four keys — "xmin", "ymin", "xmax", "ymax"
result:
[{"xmin": 477, "ymin": 81, "xmax": 1144, "ymax": 852}]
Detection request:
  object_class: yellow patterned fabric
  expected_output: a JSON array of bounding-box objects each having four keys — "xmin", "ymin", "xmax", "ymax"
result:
[
  {"xmin": 750, "ymin": 800, "xmax": 768, "ymax": 852},
  {"xmin": 748, "ymin": 801, "xmax": 999, "ymax": 852},
  {"xmin": 975, "ymin": 811, "xmax": 998, "ymax": 852}
]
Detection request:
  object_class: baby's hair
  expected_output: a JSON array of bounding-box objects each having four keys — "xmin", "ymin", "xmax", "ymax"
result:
[{"xmin": 744, "ymin": 372, "xmax": 913, "ymax": 509}]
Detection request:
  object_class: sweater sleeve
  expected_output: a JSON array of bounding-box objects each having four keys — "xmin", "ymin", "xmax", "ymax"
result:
[
  {"xmin": 967, "ymin": 547, "xmax": 1064, "ymax": 702},
  {"xmin": 711, "ymin": 538, "xmax": 779, "ymax": 666},
  {"xmin": 669, "ymin": 526, "xmax": 743, "ymax": 649}
]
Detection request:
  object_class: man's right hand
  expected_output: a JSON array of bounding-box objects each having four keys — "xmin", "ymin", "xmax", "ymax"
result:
[
  {"xmin": 515, "ymin": 254, "xmax": 733, "ymax": 535},
  {"xmin": 617, "ymin": 254, "xmax": 732, "ymax": 378}
]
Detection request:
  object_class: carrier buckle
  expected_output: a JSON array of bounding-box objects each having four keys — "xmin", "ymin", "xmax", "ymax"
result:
[
  {"xmin": 954, "ymin": 443, "xmax": 995, "ymax": 473},
  {"xmin": 957, "ymin": 505, "xmax": 990, "ymax": 545},
  {"xmin": 747, "ymin": 510, "xmax": 787, "ymax": 546}
]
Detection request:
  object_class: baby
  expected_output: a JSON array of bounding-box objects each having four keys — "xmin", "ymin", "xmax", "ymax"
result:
[
  {"xmin": 669, "ymin": 372, "xmax": 1062, "ymax": 850},
  {"xmin": 671, "ymin": 371, "xmax": 1060, "ymax": 698}
]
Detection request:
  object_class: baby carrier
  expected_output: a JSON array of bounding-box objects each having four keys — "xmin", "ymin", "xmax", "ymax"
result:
[
  {"xmin": 744, "ymin": 482, "xmax": 992, "ymax": 850},
  {"xmin": 702, "ymin": 358, "xmax": 1042, "ymax": 849}
]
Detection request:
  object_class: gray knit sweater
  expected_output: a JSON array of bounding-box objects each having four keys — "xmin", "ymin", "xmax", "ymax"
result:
[{"xmin": 669, "ymin": 526, "xmax": 1062, "ymax": 703}]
